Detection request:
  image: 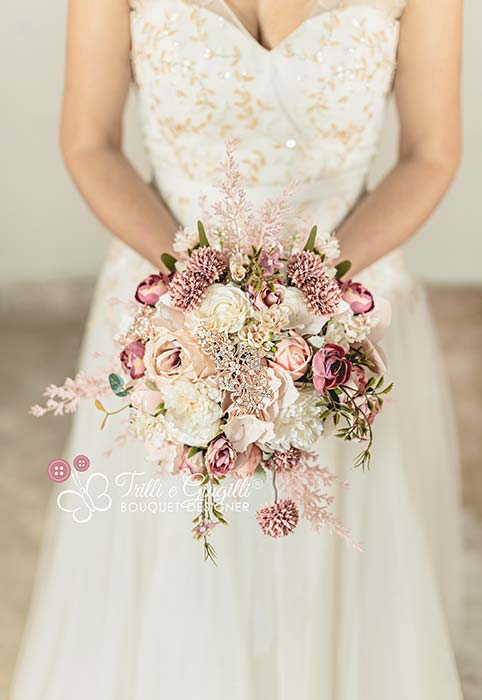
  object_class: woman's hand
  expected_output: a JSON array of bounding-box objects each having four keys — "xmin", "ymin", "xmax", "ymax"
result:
[
  {"xmin": 60, "ymin": 0, "xmax": 178, "ymax": 268},
  {"xmin": 336, "ymin": 0, "xmax": 463, "ymax": 277}
]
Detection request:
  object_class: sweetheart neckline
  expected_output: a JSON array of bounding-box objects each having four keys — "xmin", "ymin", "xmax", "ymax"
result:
[{"xmin": 185, "ymin": 1, "xmax": 400, "ymax": 56}]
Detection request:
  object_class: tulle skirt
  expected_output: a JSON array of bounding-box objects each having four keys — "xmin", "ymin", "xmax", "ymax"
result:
[{"xmin": 11, "ymin": 242, "xmax": 463, "ymax": 699}]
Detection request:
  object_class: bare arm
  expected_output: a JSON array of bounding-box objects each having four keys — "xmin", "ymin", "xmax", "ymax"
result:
[
  {"xmin": 60, "ymin": 0, "xmax": 178, "ymax": 267},
  {"xmin": 336, "ymin": 0, "xmax": 463, "ymax": 276}
]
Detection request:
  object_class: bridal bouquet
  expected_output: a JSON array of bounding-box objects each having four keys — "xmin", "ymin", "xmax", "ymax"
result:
[{"xmin": 33, "ymin": 146, "xmax": 392, "ymax": 561}]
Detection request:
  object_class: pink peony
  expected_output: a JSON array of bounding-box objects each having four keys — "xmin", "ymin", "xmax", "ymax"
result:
[
  {"xmin": 120, "ymin": 340, "xmax": 146, "ymax": 380},
  {"xmin": 135, "ymin": 273, "xmax": 169, "ymax": 307},
  {"xmin": 312, "ymin": 343, "xmax": 352, "ymax": 393},
  {"xmin": 341, "ymin": 280, "xmax": 374, "ymax": 315},
  {"xmin": 252, "ymin": 283, "xmax": 285, "ymax": 310},
  {"xmin": 272, "ymin": 332, "xmax": 312, "ymax": 380},
  {"xmin": 232, "ymin": 444, "xmax": 262, "ymax": 479},
  {"xmin": 129, "ymin": 379, "xmax": 164, "ymax": 414},
  {"xmin": 205, "ymin": 435, "xmax": 237, "ymax": 477}
]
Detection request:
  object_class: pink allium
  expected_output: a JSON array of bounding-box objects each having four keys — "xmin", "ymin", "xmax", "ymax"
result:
[
  {"xmin": 341, "ymin": 280, "xmax": 374, "ymax": 315},
  {"xmin": 168, "ymin": 248, "xmax": 227, "ymax": 311},
  {"xmin": 120, "ymin": 340, "xmax": 146, "ymax": 379},
  {"xmin": 256, "ymin": 498, "xmax": 299, "ymax": 538},
  {"xmin": 312, "ymin": 343, "xmax": 352, "ymax": 393},
  {"xmin": 269, "ymin": 446, "xmax": 305, "ymax": 472},
  {"xmin": 205, "ymin": 435, "xmax": 236, "ymax": 477},
  {"xmin": 287, "ymin": 251, "xmax": 342, "ymax": 316},
  {"xmin": 135, "ymin": 273, "xmax": 169, "ymax": 307}
]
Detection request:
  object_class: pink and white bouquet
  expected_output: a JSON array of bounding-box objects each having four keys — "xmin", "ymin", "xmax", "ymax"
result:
[{"xmin": 33, "ymin": 146, "xmax": 392, "ymax": 561}]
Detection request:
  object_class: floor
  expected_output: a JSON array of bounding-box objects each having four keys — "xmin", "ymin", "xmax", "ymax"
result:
[{"xmin": 0, "ymin": 279, "xmax": 481, "ymax": 698}]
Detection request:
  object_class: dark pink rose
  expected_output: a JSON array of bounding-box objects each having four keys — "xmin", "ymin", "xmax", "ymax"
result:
[
  {"xmin": 135, "ymin": 273, "xmax": 169, "ymax": 307},
  {"xmin": 120, "ymin": 340, "xmax": 146, "ymax": 380},
  {"xmin": 205, "ymin": 435, "xmax": 236, "ymax": 477},
  {"xmin": 341, "ymin": 280, "xmax": 374, "ymax": 315},
  {"xmin": 312, "ymin": 343, "xmax": 352, "ymax": 393},
  {"xmin": 251, "ymin": 283, "xmax": 285, "ymax": 310}
]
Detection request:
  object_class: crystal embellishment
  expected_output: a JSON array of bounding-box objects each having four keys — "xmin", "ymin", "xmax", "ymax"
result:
[{"xmin": 194, "ymin": 323, "xmax": 273, "ymax": 416}]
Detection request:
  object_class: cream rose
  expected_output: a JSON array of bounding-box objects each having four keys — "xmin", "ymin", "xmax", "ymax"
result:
[
  {"xmin": 187, "ymin": 283, "xmax": 252, "ymax": 334},
  {"xmin": 144, "ymin": 327, "xmax": 214, "ymax": 387},
  {"xmin": 279, "ymin": 287, "xmax": 325, "ymax": 335}
]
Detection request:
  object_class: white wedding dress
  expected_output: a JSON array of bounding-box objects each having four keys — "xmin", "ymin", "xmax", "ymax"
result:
[{"xmin": 12, "ymin": 1, "xmax": 464, "ymax": 698}]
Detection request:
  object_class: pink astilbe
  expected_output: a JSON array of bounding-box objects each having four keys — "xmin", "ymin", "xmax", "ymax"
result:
[
  {"xmin": 255, "ymin": 182, "xmax": 296, "ymax": 252},
  {"xmin": 287, "ymin": 251, "xmax": 342, "ymax": 316},
  {"xmin": 256, "ymin": 498, "xmax": 299, "ymax": 538},
  {"xmin": 269, "ymin": 448, "xmax": 362, "ymax": 550},
  {"xmin": 30, "ymin": 372, "xmax": 111, "ymax": 417},
  {"xmin": 168, "ymin": 247, "xmax": 227, "ymax": 311},
  {"xmin": 211, "ymin": 140, "xmax": 258, "ymax": 253}
]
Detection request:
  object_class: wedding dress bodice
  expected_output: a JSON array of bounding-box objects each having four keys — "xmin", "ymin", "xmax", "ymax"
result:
[{"xmin": 126, "ymin": 0, "xmax": 410, "ymax": 293}]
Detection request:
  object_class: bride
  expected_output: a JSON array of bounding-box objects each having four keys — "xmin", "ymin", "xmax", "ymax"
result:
[{"xmin": 12, "ymin": 0, "xmax": 464, "ymax": 698}]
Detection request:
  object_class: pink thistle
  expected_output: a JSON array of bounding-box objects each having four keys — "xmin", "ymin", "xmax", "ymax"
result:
[
  {"xmin": 168, "ymin": 248, "xmax": 227, "ymax": 312},
  {"xmin": 287, "ymin": 251, "xmax": 342, "ymax": 316},
  {"xmin": 256, "ymin": 498, "xmax": 299, "ymax": 538}
]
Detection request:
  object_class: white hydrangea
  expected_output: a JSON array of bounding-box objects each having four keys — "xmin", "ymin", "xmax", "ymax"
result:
[
  {"xmin": 162, "ymin": 378, "xmax": 222, "ymax": 447},
  {"xmin": 316, "ymin": 231, "xmax": 340, "ymax": 262},
  {"xmin": 173, "ymin": 226, "xmax": 199, "ymax": 258},
  {"xmin": 131, "ymin": 410, "xmax": 167, "ymax": 445},
  {"xmin": 324, "ymin": 311, "xmax": 379, "ymax": 348},
  {"xmin": 267, "ymin": 388, "xmax": 323, "ymax": 452}
]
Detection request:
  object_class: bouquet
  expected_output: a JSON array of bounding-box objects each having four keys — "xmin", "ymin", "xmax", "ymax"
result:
[{"xmin": 33, "ymin": 145, "xmax": 392, "ymax": 561}]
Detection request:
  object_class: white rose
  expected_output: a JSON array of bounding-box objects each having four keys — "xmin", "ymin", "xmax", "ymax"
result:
[
  {"xmin": 162, "ymin": 378, "xmax": 222, "ymax": 447},
  {"xmin": 229, "ymin": 252, "xmax": 250, "ymax": 282},
  {"xmin": 187, "ymin": 283, "xmax": 252, "ymax": 334},
  {"xmin": 265, "ymin": 387, "xmax": 323, "ymax": 452},
  {"xmin": 279, "ymin": 287, "xmax": 325, "ymax": 335}
]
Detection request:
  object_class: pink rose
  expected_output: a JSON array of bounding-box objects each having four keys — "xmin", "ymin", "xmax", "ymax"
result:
[
  {"xmin": 205, "ymin": 436, "xmax": 236, "ymax": 477},
  {"xmin": 135, "ymin": 273, "xmax": 169, "ymax": 307},
  {"xmin": 272, "ymin": 332, "xmax": 312, "ymax": 380},
  {"xmin": 144, "ymin": 327, "xmax": 214, "ymax": 387},
  {"xmin": 341, "ymin": 280, "xmax": 374, "ymax": 315},
  {"xmin": 129, "ymin": 379, "xmax": 164, "ymax": 414},
  {"xmin": 312, "ymin": 343, "xmax": 352, "ymax": 393},
  {"xmin": 180, "ymin": 449, "xmax": 206, "ymax": 475},
  {"xmin": 232, "ymin": 444, "xmax": 262, "ymax": 479},
  {"xmin": 252, "ymin": 283, "xmax": 285, "ymax": 310},
  {"xmin": 120, "ymin": 340, "xmax": 146, "ymax": 379}
]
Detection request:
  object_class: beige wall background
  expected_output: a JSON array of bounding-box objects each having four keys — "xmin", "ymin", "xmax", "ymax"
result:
[{"xmin": 2, "ymin": 1, "xmax": 481, "ymax": 285}]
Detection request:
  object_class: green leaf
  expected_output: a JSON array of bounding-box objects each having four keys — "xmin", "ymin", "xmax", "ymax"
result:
[
  {"xmin": 108, "ymin": 373, "xmax": 129, "ymax": 398},
  {"xmin": 334, "ymin": 259, "xmax": 352, "ymax": 280},
  {"xmin": 161, "ymin": 253, "xmax": 177, "ymax": 273},
  {"xmin": 197, "ymin": 220, "xmax": 210, "ymax": 247},
  {"xmin": 303, "ymin": 225, "xmax": 318, "ymax": 252},
  {"xmin": 187, "ymin": 446, "xmax": 203, "ymax": 459}
]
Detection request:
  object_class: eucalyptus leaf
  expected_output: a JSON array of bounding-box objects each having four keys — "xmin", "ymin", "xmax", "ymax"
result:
[{"xmin": 109, "ymin": 373, "xmax": 128, "ymax": 398}]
